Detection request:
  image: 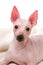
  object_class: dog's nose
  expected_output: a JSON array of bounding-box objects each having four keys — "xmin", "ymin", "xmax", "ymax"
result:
[{"xmin": 17, "ymin": 34, "xmax": 24, "ymax": 42}]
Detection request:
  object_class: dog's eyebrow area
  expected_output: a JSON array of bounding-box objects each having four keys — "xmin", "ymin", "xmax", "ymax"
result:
[
  {"xmin": 13, "ymin": 19, "xmax": 32, "ymax": 30},
  {"xmin": 14, "ymin": 19, "xmax": 30, "ymax": 25}
]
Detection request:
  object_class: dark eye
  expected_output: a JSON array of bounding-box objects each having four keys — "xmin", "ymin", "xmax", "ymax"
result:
[
  {"xmin": 15, "ymin": 25, "xmax": 18, "ymax": 29},
  {"xmin": 26, "ymin": 27, "xmax": 30, "ymax": 31}
]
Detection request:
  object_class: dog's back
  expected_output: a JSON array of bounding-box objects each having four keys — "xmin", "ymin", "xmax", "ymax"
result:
[{"xmin": 30, "ymin": 35, "xmax": 43, "ymax": 63}]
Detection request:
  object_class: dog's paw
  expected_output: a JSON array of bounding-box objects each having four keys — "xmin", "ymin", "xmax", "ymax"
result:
[{"xmin": 0, "ymin": 58, "xmax": 6, "ymax": 65}]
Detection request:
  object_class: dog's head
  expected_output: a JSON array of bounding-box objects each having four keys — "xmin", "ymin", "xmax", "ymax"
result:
[{"xmin": 10, "ymin": 6, "xmax": 38, "ymax": 42}]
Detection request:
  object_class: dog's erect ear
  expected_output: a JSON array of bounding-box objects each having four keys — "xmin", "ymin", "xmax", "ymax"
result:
[
  {"xmin": 11, "ymin": 6, "xmax": 20, "ymax": 23},
  {"xmin": 29, "ymin": 10, "xmax": 38, "ymax": 26}
]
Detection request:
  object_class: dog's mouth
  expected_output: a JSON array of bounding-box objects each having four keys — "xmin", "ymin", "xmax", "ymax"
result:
[{"xmin": 16, "ymin": 35, "xmax": 24, "ymax": 42}]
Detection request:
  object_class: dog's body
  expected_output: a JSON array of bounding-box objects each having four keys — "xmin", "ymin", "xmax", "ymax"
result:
[{"xmin": 0, "ymin": 6, "xmax": 43, "ymax": 65}]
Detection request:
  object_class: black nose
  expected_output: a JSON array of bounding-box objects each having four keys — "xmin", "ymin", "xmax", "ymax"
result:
[{"xmin": 17, "ymin": 35, "xmax": 24, "ymax": 42}]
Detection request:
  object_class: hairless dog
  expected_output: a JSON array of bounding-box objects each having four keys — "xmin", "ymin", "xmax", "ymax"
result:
[{"xmin": 0, "ymin": 6, "xmax": 43, "ymax": 65}]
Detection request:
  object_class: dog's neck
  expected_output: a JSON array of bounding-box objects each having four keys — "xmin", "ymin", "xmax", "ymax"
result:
[{"xmin": 13, "ymin": 36, "xmax": 29, "ymax": 50}]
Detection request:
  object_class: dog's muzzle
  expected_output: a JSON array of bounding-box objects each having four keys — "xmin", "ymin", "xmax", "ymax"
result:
[{"xmin": 17, "ymin": 34, "xmax": 24, "ymax": 42}]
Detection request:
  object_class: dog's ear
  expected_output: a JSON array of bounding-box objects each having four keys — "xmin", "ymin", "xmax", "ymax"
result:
[
  {"xmin": 29, "ymin": 10, "xmax": 38, "ymax": 26},
  {"xmin": 11, "ymin": 6, "xmax": 20, "ymax": 23}
]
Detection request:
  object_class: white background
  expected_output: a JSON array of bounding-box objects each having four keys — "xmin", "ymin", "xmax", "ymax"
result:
[{"xmin": 0, "ymin": 0, "xmax": 43, "ymax": 30}]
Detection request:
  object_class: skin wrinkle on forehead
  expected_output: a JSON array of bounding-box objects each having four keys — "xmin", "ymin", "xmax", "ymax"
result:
[{"xmin": 14, "ymin": 19, "xmax": 32, "ymax": 29}]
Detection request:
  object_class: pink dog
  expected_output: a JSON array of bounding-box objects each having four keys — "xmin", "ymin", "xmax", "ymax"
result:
[{"xmin": 0, "ymin": 6, "xmax": 43, "ymax": 65}]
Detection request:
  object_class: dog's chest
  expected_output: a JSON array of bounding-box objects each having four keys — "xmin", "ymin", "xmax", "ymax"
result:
[{"xmin": 10, "ymin": 44, "xmax": 33, "ymax": 65}]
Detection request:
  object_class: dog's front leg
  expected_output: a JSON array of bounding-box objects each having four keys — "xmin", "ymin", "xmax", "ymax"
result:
[
  {"xmin": 0, "ymin": 58, "xmax": 8, "ymax": 65},
  {"xmin": 28, "ymin": 63, "xmax": 36, "ymax": 65},
  {"xmin": 0, "ymin": 51, "xmax": 12, "ymax": 65},
  {"xmin": 28, "ymin": 62, "xmax": 36, "ymax": 65}
]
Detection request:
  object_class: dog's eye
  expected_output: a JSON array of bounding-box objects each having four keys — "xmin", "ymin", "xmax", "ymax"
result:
[
  {"xmin": 15, "ymin": 25, "xmax": 18, "ymax": 29},
  {"xmin": 26, "ymin": 27, "xmax": 30, "ymax": 31}
]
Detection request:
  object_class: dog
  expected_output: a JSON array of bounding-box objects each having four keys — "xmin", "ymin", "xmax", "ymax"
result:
[{"xmin": 0, "ymin": 6, "xmax": 43, "ymax": 65}]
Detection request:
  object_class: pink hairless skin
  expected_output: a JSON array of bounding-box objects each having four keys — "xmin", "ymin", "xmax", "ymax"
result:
[{"xmin": 0, "ymin": 6, "xmax": 43, "ymax": 65}]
